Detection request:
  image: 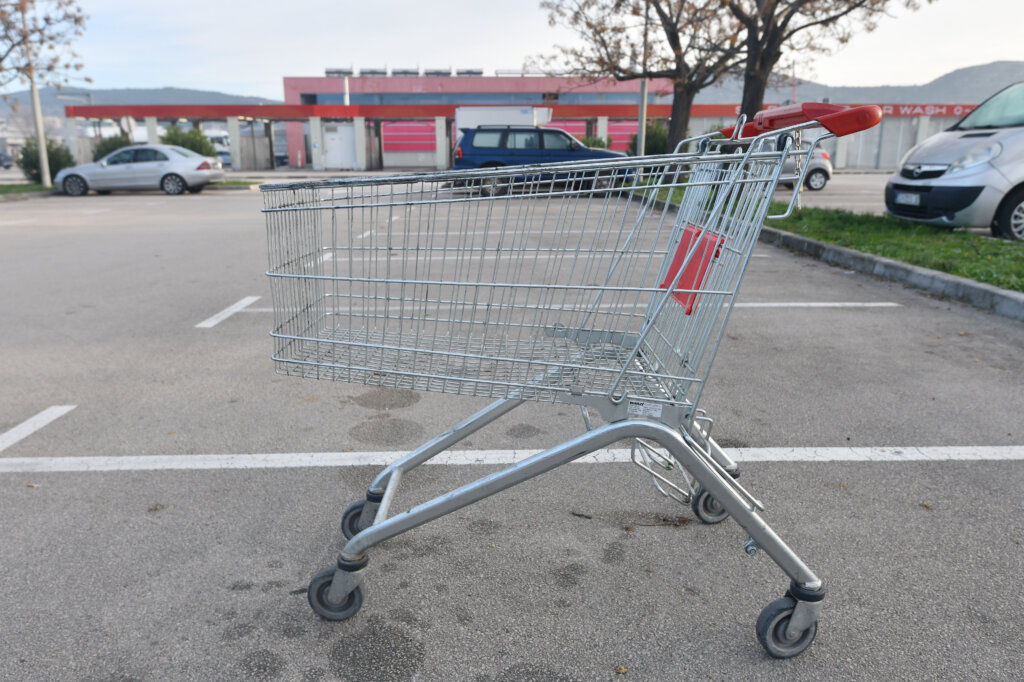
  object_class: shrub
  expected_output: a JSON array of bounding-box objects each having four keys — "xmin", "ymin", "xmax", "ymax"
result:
[
  {"xmin": 628, "ymin": 121, "xmax": 670, "ymax": 156},
  {"xmin": 161, "ymin": 126, "xmax": 216, "ymax": 156},
  {"xmin": 93, "ymin": 135, "xmax": 133, "ymax": 161},
  {"xmin": 580, "ymin": 135, "xmax": 609, "ymax": 149},
  {"xmin": 17, "ymin": 137, "xmax": 76, "ymax": 185}
]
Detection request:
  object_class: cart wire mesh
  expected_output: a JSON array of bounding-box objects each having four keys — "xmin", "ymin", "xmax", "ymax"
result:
[{"xmin": 263, "ymin": 139, "xmax": 791, "ymax": 422}]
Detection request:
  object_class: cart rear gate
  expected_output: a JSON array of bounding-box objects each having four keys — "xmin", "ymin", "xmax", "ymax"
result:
[{"xmin": 261, "ymin": 104, "xmax": 882, "ymax": 658}]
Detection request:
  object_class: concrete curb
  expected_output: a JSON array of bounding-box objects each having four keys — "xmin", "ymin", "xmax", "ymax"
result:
[{"xmin": 759, "ymin": 225, "xmax": 1024, "ymax": 323}]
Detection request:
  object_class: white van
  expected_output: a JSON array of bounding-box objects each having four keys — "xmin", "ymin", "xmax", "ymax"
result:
[{"xmin": 885, "ymin": 82, "xmax": 1024, "ymax": 240}]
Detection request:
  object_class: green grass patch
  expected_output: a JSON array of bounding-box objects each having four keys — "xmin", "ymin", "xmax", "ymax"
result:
[
  {"xmin": 218, "ymin": 180, "xmax": 259, "ymax": 186},
  {"xmin": 768, "ymin": 205, "xmax": 1024, "ymax": 293},
  {"xmin": 0, "ymin": 183, "xmax": 49, "ymax": 195}
]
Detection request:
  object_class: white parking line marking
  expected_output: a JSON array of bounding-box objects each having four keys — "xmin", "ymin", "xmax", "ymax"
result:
[
  {"xmin": 1, "ymin": 445, "xmax": 1020, "ymax": 473},
  {"xmin": 0, "ymin": 406, "xmax": 77, "ymax": 454},
  {"xmin": 195, "ymin": 296, "xmax": 261, "ymax": 328},
  {"xmin": 0, "ymin": 219, "xmax": 35, "ymax": 226}
]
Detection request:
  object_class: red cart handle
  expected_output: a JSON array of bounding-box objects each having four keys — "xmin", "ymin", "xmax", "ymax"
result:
[{"xmin": 721, "ymin": 103, "xmax": 883, "ymax": 138}]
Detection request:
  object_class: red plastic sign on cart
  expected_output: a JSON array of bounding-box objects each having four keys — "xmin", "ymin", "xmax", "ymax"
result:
[{"xmin": 659, "ymin": 225, "xmax": 724, "ymax": 315}]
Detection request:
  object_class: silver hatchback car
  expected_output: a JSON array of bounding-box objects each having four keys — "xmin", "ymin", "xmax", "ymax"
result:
[
  {"xmin": 885, "ymin": 81, "xmax": 1024, "ymax": 240},
  {"xmin": 780, "ymin": 141, "xmax": 833, "ymax": 191},
  {"xmin": 55, "ymin": 144, "xmax": 225, "ymax": 196}
]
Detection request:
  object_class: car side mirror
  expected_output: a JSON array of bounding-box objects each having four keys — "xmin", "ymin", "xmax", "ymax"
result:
[
  {"xmin": 100, "ymin": 160, "xmax": 108, "ymax": 167},
  {"xmin": 570, "ymin": 141, "xmax": 580, "ymax": 151}
]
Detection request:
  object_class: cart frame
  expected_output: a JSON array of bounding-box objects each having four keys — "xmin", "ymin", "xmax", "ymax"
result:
[{"xmin": 261, "ymin": 103, "xmax": 882, "ymax": 658}]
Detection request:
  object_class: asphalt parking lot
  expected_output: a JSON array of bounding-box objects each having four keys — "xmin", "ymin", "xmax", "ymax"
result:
[{"xmin": 1, "ymin": 187, "xmax": 1023, "ymax": 681}]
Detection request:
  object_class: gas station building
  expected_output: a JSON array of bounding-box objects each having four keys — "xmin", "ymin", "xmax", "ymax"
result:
[{"xmin": 63, "ymin": 70, "xmax": 978, "ymax": 172}]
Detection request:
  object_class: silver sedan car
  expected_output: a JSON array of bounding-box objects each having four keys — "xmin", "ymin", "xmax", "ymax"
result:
[{"xmin": 55, "ymin": 144, "xmax": 225, "ymax": 196}]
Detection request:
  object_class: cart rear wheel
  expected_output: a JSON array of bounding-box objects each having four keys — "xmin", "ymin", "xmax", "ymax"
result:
[
  {"xmin": 341, "ymin": 500, "xmax": 367, "ymax": 540},
  {"xmin": 692, "ymin": 486, "xmax": 729, "ymax": 524},
  {"xmin": 756, "ymin": 597, "xmax": 817, "ymax": 658},
  {"xmin": 308, "ymin": 566, "xmax": 363, "ymax": 621}
]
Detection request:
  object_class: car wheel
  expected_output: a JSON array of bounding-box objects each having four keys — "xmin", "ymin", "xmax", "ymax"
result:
[
  {"xmin": 804, "ymin": 169, "xmax": 828, "ymax": 191},
  {"xmin": 993, "ymin": 187, "xmax": 1024, "ymax": 241},
  {"xmin": 62, "ymin": 175, "xmax": 88, "ymax": 196},
  {"xmin": 161, "ymin": 174, "xmax": 187, "ymax": 196},
  {"xmin": 186, "ymin": 184, "xmax": 204, "ymax": 194}
]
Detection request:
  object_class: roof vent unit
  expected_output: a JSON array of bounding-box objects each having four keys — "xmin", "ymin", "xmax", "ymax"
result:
[
  {"xmin": 425, "ymin": 69, "xmax": 454, "ymax": 77},
  {"xmin": 392, "ymin": 69, "xmax": 420, "ymax": 77},
  {"xmin": 325, "ymin": 68, "xmax": 354, "ymax": 78},
  {"xmin": 456, "ymin": 69, "xmax": 484, "ymax": 77}
]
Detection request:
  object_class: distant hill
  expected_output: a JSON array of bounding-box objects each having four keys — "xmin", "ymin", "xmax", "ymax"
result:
[
  {"xmin": 690, "ymin": 61, "xmax": 1024, "ymax": 105},
  {"xmin": 1, "ymin": 86, "xmax": 281, "ymax": 119}
]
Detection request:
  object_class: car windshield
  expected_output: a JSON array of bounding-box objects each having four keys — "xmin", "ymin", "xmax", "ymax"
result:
[
  {"xmin": 168, "ymin": 145, "xmax": 203, "ymax": 158},
  {"xmin": 954, "ymin": 82, "xmax": 1024, "ymax": 130}
]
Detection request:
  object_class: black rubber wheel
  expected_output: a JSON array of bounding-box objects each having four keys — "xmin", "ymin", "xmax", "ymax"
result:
[
  {"xmin": 308, "ymin": 566, "xmax": 364, "ymax": 621},
  {"xmin": 756, "ymin": 597, "xmax": 818, "ymax": 658},
  {"xmin": 340, "ymin": 500, "xmax": 367, "ymax": 540},
  {"xmin": 691, "ymin": 485, "xmax": 729, "ymax": 524},
  {"xmin": 161, "ymin": 174, "xmax": 187, "ymax": 195},
  {"xmin": 62, "ymin": 175, "xmax": 88, "ymax": 196},
  {"xmin": 804, "ymin": 169, "xmax": 828, "ymax": 191},
  {"xmin": 993, "ymin": 187, "xmax": 1024, "ymax": 241}
]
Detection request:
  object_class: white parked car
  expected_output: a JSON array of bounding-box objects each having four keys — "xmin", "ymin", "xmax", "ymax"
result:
[
  {"xmin": 56, "ymin": 144, "xmax": 225, "ymax": 196},
  {"xmin": 885, "ymin": 81, "xmax": 1024, "ymax": 240}
]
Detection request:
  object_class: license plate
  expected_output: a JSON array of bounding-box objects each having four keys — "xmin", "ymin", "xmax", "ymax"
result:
[{"xmin": 894, "ymin": 192, "xmax": 921, "ymax": 206}]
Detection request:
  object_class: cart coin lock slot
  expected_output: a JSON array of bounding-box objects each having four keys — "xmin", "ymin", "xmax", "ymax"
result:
[{"xmin": 659, "ymin": 225, "xmax": 724, "ymax": 314}]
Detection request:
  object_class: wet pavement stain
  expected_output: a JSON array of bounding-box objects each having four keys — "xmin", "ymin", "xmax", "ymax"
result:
[
  {"xmin": 353, "ymin": 387, "xmax": 421, "ymax": 411},
  {"xmin": 467, "ymin": 518, "xmax": 503, "ymax": 535},
  {"xmin": 222, "ymin": 622, "xmax": 256, "ymax": 642},
  {"xmin": 349, "ymin": 417, "xmax": 424, "ymax": 447},
  {"xmin": 494, "ymin": 663, "xmax": 581, "ymax": 682},
  {"xmin": 506, "ymin": 423, "xmax": 543, "ymax": 439},
  {"xmin": 328, "ymin": 617, "xmax": 426, "ymax": 682},
  {"xmin": 301, "ymin": 667, "xmax": 328, "ymax": 682},
  {"xmin": 601, "ymin": 540, "xmax": 627, "ymax": 565},
  {"xmin": 552, "ymin": 562, "xmax": 586, "ymax": 588},
  {"xmin": 239, "ymin": 648, "xmax": 286, "ymax": 681}
]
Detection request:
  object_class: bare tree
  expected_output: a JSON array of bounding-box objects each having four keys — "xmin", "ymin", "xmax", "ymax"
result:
[
  {"xmin": 2, "ymin": 1, "xmax": 86, "ymax": 186},
  {"xmin": 1, "ymin": 0, "xmax": 87, "ymax": 90},
  {"xmin": 726, "ymin": 0, "xmax": 930, "ymax": 118},
  {"xmin": 540, "ymin": 0, "xmax": 743, "ymax": 150}
]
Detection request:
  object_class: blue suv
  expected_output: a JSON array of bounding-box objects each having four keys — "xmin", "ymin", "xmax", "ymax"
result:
[{"xmin": 453, "ymin": 126, "xmax": 624, "ymax": 169}]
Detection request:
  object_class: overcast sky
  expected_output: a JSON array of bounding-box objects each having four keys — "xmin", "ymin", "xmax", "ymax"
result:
[{"xmin": 33, "ymin": 0, "xmax": 1024, "ymax": 100}]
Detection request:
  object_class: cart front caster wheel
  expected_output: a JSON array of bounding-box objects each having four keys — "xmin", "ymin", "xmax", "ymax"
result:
[
  {"xmin": 308, "ymin": 566, "xmax": 364, "ymax": 621},
  {"xmin": 341, "ymin": 500, "xmax": 367, "ymax": 540},
  {"xmin": 756, "ymin": 597, "xmax": 817, "ymax": 658},
  {"xmin": 692, "ymin": 486, "xmax": 729, "ymax": 524}
]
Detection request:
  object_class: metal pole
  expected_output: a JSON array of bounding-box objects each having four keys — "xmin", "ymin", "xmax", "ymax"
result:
[
  {"xmin": 638, "ymin": 78, "xmax": 648, "ymax": 155},
  {"xmin": 636, "ymin": 1, "xmax": 649, "ymax": 155},
  {"xmin": 22, "ymin": 2, "xmax": 51, "ymax": 188}
]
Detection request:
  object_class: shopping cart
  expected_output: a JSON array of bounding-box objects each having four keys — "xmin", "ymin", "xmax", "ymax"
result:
[{"xmin": 261, "ymin": 103, "xmax": 882, "ymax": 658}]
